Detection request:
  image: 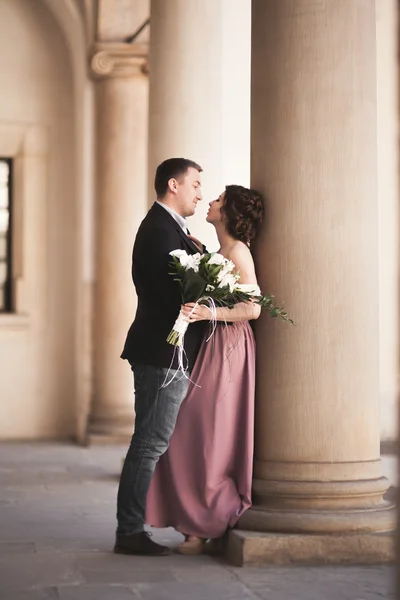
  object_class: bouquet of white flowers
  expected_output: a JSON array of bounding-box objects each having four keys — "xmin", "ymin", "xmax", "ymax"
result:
[{"xmin": 167, "ymin": 249, "xmax": 293, "ymax": 347}]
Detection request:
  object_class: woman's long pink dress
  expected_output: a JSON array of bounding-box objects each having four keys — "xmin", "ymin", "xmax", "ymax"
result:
[{"xmin": 145, "ymin": 321, "xmax": 255, "ymax": 539}]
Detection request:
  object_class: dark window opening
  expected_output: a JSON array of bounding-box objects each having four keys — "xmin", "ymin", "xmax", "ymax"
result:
[{"xmin": 0, "ymin": 159, "xmax": 13, "ymax": 312}]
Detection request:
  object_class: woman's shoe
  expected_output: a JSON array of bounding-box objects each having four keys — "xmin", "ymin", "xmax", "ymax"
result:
[{"xmin": 176, "ymin": 536, "xmax": 207, "ymax": 555}]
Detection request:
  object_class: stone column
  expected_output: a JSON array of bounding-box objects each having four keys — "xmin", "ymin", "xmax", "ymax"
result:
[
  {"xmin": 397, "ymin": 1, "xmax": 400, "ymax": 594},
  {"xmin": 89, "ymin": 43, "xmax": 148, "ymax": 441},
  {"xmin": 239, "ymin": 0, "xmax": 395, "ymax": 538},
  {"xmin": 376, "ymin": 0, "xmax": 399, "ymax": 446},
  {"xmin": 148, "ymin": 0, "xmax": 251, "ymax": 251}
]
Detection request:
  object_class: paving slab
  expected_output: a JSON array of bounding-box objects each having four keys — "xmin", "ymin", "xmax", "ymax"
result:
[
  {"xmin": 56, "ymin": 584, "xmax": 140, "ymax": 600},
  {"xmin": 0, "ymin": 552, "xmax": 83, "ymax": 589},
  {"xmin": 171, "ymin": 563, "xmax": 238, "ymax": 583},
  {"xmin": 234, "ymin": 565, "xmax": 396, "ymax": 599},
  {"xmin": 0, "ymin": 542, "xmax": 35, "ymax": 554},
  {"xmin": 131, "ymin": 581, "xmax": 258, "ymax": 600},
  {"xmin": 0, "ymin": 588, "xmax": 59, "ymax": 600},
  {"xmin": 0, "ymin": 442, "xmax": 396, "ymax": 600}
]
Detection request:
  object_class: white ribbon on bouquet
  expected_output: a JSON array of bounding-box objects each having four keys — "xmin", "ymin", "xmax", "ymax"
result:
[{"xmin": 160, "ymin": 297, "xmax": 218, "ymax": 388}]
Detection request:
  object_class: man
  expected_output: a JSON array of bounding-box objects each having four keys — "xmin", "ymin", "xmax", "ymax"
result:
[{"xmin": 115, "ymin": 158, "xmax": 206, "ymax": 556}]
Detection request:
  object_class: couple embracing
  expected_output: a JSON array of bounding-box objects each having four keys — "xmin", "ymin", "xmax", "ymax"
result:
[{"xmin": 115, "ymin": 158, "xmax": 264, "ymax": 556}]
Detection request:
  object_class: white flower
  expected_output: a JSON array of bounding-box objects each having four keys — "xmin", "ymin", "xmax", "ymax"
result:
[
  {"xmin": 219, "ymin": 273, "xmax": 237, "ymax": 292},
  {"xmin": 170, "ymin": 249, "xmax": 188, "ymax": 258},
  {"xmin": 206, "ymin": 284, "xmax": 215, "ymax": 292},
  {"xmin": 170, "ymin": 249, "xmax": 201, "ymax": 271},
  {"xmin": 216, "ymin": 260, "xmax": 236, "ymax": 282},
  {"xmin": 185, "ymin": 253, "xmax": 201, "ymax": 272},
  {"xmin": 235, "ymin": 283, "xmax": 261, "ymax": 297},
  {"xmin": 207, "ymin": 253, "xmax": 226, "ymax": 266},
  {"xmin": 170, "ymin": 249, "xmax": 190, "ymax": 267}
]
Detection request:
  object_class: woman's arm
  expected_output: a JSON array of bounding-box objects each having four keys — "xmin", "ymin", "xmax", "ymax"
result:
[
  {"xmin": 182, "ymin": 300, "xmax": 260, "ymax": 323},
  {"xmin": 181, "ymin": 244, "xmax": 262, "ymax": 323}
]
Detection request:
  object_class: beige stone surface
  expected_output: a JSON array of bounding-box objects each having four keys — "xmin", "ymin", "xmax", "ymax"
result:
[
  {"xmin": 376, "ymin": 0, "xmax": 399, "ymax": 442},
  {"xmin": 40, "ymin": 0, "xmax": 97, "ymax": 443},
  {"xmin": 148, "ymin": 0, "xmax": 251, "ymax": 251},
  {"xmin": 89, "ymin": 43, "xmax": 149, "ymax": 439},
  {"xmin": 227, "ymin": 530, "xmax": 396, "ymax": 567},
  {"xmin": 97, "ymin": 0, "xmax": 149, "ymax": 43},
  {"xmin": 247, "ymin": 0, "xmax": 394, "ymax": 533},
  {"xmin": 0, "ymin": 0, "xmax": 76, "ymax": 439},
  {"xmin": 0, "ymin": 0, "xmax": 396, "ymax": 470}
]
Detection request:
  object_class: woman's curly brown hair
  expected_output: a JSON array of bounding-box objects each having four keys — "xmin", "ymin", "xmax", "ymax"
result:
[{"xmin": 222, "ymin": 185, "xmax": 264, "ymax": 244}]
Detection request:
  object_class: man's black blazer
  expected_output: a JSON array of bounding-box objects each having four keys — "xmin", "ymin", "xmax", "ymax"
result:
[{"xmin": 121, "ymin": 202, "xmax": 206, "ymax": 370}]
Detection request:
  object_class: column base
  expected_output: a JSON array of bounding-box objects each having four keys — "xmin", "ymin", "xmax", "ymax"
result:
[
  {"xmin": 226, "ymin": 530, "xmax": 396, "ymax": 566},
  {"xmin": 238, "ymin": 501, "xmax": 396, "ymax": 534},
  {"xmin": 88, "ymin": 414, "xmax": 134, "ymax": 445},
  {"xmin": 88, "ymin": 432, "xmax": 132, "ymax": 445},
  {"xmin": 243, "ymin": 475, "xmax": 396, "ymax": 533}
]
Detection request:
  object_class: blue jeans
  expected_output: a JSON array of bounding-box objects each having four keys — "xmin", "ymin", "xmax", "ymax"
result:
[{"xmin": 116, "ymin": 364, "xmax": 189, "ymax": 535}]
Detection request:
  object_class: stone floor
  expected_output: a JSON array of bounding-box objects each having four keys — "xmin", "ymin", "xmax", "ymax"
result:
[{"xmin": 0, "ymin": 442, "xmax": 396, "ymax": 600}]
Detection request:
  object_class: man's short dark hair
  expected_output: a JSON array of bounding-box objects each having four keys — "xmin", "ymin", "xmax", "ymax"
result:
[{"xmin": 154, "ymin": 158, "xmax": 203, "ymax": 198}]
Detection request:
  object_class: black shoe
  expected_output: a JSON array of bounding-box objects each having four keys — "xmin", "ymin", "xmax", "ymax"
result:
[{"xmin": 114, "ymin": 531, "xmax": 170, "ymax": 556}]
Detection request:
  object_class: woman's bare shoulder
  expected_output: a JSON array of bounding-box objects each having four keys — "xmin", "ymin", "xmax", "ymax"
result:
[
  {"xmin": 225, "ymin": 241, "xmax": 253, "ymax": 263},
  {"xmin": 225, "ymin": 242, "xmax": 257, "ymax": 283}
]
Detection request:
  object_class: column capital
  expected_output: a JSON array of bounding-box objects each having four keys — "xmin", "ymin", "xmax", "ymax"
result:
[{"xmin": 90, "ymin": 42, "xmax": 149, "ymax": 79}]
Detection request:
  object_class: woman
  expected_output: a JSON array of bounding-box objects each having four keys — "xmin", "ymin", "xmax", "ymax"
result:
[{"xmin": 145, "ymin": 184, "xmax": 264, "ymax": 554}]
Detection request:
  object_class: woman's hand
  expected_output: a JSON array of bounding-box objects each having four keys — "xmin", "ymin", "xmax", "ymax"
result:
[
  {"xmin": 181, "ymin": 303, "xmax": 211, "ymax": 322},
  {"xmin": 187, "ymin": 235, "xmax": 203, "ymax": 253}
]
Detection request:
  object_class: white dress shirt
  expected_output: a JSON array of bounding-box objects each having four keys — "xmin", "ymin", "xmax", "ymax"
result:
[{"xmin": 156, "ymin": 201, "xmax": 188, "ymax": 234}]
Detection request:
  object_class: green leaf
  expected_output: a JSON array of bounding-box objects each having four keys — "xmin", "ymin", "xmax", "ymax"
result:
[{"xmin": 182, "ymin": 270, "xmax": 207, "ymax": 303}]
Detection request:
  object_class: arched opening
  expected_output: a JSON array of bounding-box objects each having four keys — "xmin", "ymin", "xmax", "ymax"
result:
[{"xmin": 0, "ymin": 0, "xmax": 78, "ymax": 438}]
